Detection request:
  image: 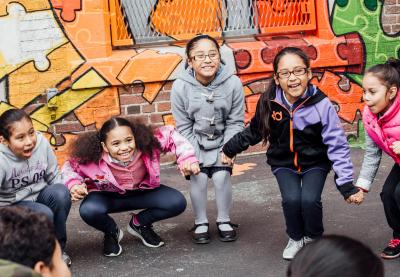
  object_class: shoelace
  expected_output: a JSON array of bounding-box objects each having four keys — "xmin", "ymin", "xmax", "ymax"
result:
[{"xmin": 388, "ymin": 239, "xmax": 400, "ymax": 248}]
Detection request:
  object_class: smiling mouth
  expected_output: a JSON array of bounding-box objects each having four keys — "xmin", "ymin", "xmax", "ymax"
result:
[{"xmin": 288, "ymin": 83, "xmax": 301, "ymax": 89}]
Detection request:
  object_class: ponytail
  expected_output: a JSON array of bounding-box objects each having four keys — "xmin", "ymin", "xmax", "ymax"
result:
[{"xmin": 258, "ymin": 81, "xmax": 275, "ymax": 144}]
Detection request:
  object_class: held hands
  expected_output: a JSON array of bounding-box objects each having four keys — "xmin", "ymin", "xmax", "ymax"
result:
[
  {"xmin": 70, "ymin": 183, "xmax": 88, "ymax": 201},
  {"xmin": 220, "ymin": 152, "xmax": 235, "ymax": 166},
  {"xmin": 180, "ymin": 161, "xmax": 200, "ymax": 177},
  {"xmin": 390, "ymin": 141, "xmax": 400, "ymax": 155},
  {"xmin": 346, "ymin": 190, "xmax": 364, "ymax": 205}
]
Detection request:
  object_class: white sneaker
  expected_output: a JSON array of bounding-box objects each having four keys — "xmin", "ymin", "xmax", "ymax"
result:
[
  {"xmin": 303, "ymin": 236, "xmax": 314, "ymax": 245},
  {"xmin": 282, "ymin": 238, "xmax": 304, "ymax": 260}
]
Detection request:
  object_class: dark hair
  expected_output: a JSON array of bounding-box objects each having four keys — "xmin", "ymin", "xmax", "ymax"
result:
[
  {"xmin": 366, "ymin": 58, "xmax": 400, "ymax": 89},
  {"xmin": 0, "ymin": 109, "xmax": 32, "ymax": 140},
  {"xmin": 185, "ymin": 34, "xmax": 220, "ymax": 59},
  {"xmin": 287, "ymin": 235, "xmax": 384, "ymax": 277},
  {"xmin": 70, "ymin": 117, "xmax": 161, "ymax": 163},
  {"xmin": 258, "ymin": 47, "xmax": 311, "ymax": 143},
  {"xmin": 0, "ymin": 206, "xmax": 56, "ymax": 269}
]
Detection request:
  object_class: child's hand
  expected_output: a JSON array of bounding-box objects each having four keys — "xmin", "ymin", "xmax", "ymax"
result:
[
  {"xmin": 346, "ymin": 190, "xmax": 364, "ymax": 205},
  {"xmin": 390, "ymin": 141, "xmax": 400, "ymax": 155},
  {"xmin": 180, "ymin": 161, "xmax": 200, "ymax": 176},
  {"xmin": 221, "ymin": 152, "xmax": 235, "ymax": 166},
  {"xmin": 70, "ymin": 183, "xmax": 88, "ymax": 201}
]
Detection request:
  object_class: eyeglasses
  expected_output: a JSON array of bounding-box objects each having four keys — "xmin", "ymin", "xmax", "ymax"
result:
[
  {"xmin": 191, "ymin": 52, "xmax": 219, "ymax": 61},
  {"xmin": 276, "ymin": 67, "xmax": 308, "ymax": 79}
]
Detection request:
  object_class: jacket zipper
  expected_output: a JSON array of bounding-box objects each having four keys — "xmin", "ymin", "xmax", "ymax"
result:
[{"xmin": 271, "ymin": 96, "xmax": 311, "ymax": 172}]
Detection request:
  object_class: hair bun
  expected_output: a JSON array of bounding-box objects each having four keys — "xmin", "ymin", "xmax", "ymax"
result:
[{"xmin": 386, "ymin": 57, "xmax": 400, "ymax": 69}]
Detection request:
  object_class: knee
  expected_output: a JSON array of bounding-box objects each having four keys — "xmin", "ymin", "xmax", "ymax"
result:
[
  {"xmin": 380, "ymin": 189, "xmax": 393, "ymax": 203},
  {"xmin": 302, "ymin": 196, "xmax": 322, "ymax": 210},
  {"xmin": 282, "ymin": 195, "xmax": 301, "ymax": 209},
  {"xmin": 79, "ymin": 201, "xmax": 101, "ymax": 223},
  {"xmin": 35, "ymin": 205, "xmax": 54, "ymax": 222},
  {"xmin": 51, "ymin": 184, "xmax": 72, "ymax": 208},
  {"xmin": 168, "ymin": 192, "xmax": 187, "ymax": 215}
]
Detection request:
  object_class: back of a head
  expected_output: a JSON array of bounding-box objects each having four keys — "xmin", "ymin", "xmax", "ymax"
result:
[
  {"xmin": 0, "ymin": 206, "xmax": 56, "ymax": 269},
  {"xmin": 287, "ymin": 235, "xmax": 384, "ymax": 277}
]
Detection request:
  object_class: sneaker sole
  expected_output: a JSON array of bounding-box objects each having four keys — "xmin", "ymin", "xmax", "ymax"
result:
[
  {"xmin": 381, "ymin": 252, "xmax": 400, "ymax": 259},
  {"xmin": 127, "ymin": 224, "xmax": 164, "ymax": 248},
  {"xmin": 104, "ymin": 230, "xmax": 124, "ymax": 257}
]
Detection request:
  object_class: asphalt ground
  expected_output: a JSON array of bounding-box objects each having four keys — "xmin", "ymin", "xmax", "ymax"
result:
[{"xmin": 66, "ymin": 148, "xmax": 400, "ymax": 277}]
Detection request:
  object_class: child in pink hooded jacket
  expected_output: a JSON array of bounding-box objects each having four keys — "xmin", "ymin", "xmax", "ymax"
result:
[
  {"xmin": 357, "ymin": 58, "xmax": 400, "ymax": 259},
  {"xmin": 62, "ymin": 117, "xmax": 199, "ymax": 257}
]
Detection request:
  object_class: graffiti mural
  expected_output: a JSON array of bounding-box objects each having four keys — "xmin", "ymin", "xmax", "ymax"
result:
[{"xmin": 0, "ymin": 0, "xmax": 399, "ymax": 163}]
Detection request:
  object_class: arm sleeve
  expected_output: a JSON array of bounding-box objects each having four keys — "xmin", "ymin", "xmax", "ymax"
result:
[
  {"xmin": 61, "ymin": 160, "xmax": 84, "ymax": 190},
  {"xmin": 356, "ymin": 131, "xmax": 382, "ymax": 192},
  {"xmin": 222, "ymin": 98, "xmax": 263, "ymax": 158},
  {"xmin": 223, "ymin": 77, "xmax": 245, "ymax": 144},
  {"xmin": 319, "ymin": 101, "xmax": 358, "ymax": 198},
  {"xmin": 171, "ymin": 80, "xmax": 198, "ymax": 147},
  {"xmin": 154, "ymin": 126, "xmax": 199, "ymax": 167},
  {"xmin": 44, "ymin": 141, "xmax": 63, "ymax": 186}
]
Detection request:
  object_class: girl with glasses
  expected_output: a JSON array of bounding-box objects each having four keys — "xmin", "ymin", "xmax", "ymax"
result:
[
  {"xmin": 171, "ymin": 34, "xmax": 245, "ymax": 244},
  {"xmin": 221, "ymin": 47, "xmax": 363, "ymax": 259}
]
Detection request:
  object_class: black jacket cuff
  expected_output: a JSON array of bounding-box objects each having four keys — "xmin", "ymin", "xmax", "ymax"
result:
[{"xmin": 337, "ymin": 182, "xmax": 360, "ymax": 199}]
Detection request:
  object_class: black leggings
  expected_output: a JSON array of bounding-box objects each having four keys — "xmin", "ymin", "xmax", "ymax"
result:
[
  {"xmin": 79, "ymin": 185, "xmax": 187, "ymax": 234},
  {"xmin": 380, "ymin": 163, "xmax": 400, "ymax": 238}
]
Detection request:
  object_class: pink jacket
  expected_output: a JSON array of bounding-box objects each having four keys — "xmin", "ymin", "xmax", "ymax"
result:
[
  {"xmin": 62, "ymin": 125, "xmax": 198, "ymax": 193},
  {"xmin": 363, "ymin": 92, "xmax": 400, "ymax": 164}
]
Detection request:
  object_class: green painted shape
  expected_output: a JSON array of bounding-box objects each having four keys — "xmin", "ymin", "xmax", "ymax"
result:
[
  {"xmin": 348, "ymin": 119, "xmax": 366, "ymax": 149},
  {"xmin": 332, "ymin": 0, "xmax": 400, "ymax": 85}
]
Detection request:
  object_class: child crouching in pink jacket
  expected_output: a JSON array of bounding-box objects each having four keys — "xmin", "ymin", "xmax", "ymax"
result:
[{"xmin": 62, "ymin": 117, "xmax": 199, "ymax": 257}]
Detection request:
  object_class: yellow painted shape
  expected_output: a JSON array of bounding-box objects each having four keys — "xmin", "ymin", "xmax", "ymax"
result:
[
  {"xmin": 75, "ymin": 87, "xmax": 120, "ymax": 129},
  {"xmin": 72, "ymin": 68, "xmax": 108, "ymax": 90},
  {"xmin": 9, "ymin": 42, "xmax": 84, "ymax": 108},
  {"xmin": 117, "ymin": 50, "xmax": 182, "ymax": 85},
  {"xmin": 0, "ymin": 101, "xmax": 13, "ymax": 115},
  {"xmin": 0, "ymin": 0, "xmax": 51, "ymax": 16}
]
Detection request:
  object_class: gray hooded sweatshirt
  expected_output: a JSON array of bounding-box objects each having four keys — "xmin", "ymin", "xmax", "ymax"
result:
[
  {"xmin": 171, "ymin": 64, "xmax": 245, "ymax": 166},
  {"xmin": 0, "ymin": 131, "xmax": 62, "ymax": 205}
]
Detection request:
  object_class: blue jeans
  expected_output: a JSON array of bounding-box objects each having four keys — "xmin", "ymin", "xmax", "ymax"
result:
[
  {"xmin": 79, "ymin": 184, "xmax": 187, "ymax": 234},
  {"xmin": 274, "ymin": 168, "xmax": 328, "ymax": 241},
  {"xmin": 15, "ymin": 184, "xmax": 71, "ymax": 250}
]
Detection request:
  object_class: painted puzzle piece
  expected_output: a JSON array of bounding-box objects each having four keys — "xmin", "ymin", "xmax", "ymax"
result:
[
  {"xmin": 0, "ymin": 2, "xmax": 67, "ymax": 79},
  {"xmin": 332, "ymin": 0, "xmax": 400, "ymax": 84},
  {"xmin": 51, "ymin": 0, "xmax": 81, "ymax": 22},
  {"xmin": 311, "ymin": 71, "xmax": 364, "ymax": 123}
]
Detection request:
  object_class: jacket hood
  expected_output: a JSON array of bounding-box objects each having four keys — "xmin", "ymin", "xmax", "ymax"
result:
[
  {"xmin": 0, "ymin": 131, "xmax": 44, "ymax": 161},
  {"xmin": 178, "ymin": 63, "xmax": 234, "ymax": 88}
]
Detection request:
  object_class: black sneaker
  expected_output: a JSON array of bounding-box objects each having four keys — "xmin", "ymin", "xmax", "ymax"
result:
[
  {"xmin": 127, "ymin": 220, "xmax": 164, "ymax": 248},
  {"xmin": 103, "ymin": 228, "xmax": 123, "ymax": 257},
  {"xmin": 381, "ymin": 238, "xmax": 400, "ymax": 259}
]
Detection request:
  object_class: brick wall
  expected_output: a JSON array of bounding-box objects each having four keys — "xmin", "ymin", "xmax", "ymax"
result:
[{"xmin": 382, "ymin": 0, "xmax": 400, "ymax": 34}]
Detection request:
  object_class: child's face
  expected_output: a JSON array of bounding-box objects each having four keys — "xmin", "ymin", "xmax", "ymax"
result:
[
  {"xmin": 2, "ymin": 117, "xmax": 37, "ymax": 159},
  {"xmin": 102, "ymin": 125, "xmax": 136, "ymax": 162},
  {"xmin": 274, "ymin": 53, "xmax": 312, "ymax": 104},
  {"xmin": 362, "ymin": 72, "xmax": 397, "ymax": 115},
  {"xmin": 188, "ymin": 39, "xmax": 221, "ymax": 85}
]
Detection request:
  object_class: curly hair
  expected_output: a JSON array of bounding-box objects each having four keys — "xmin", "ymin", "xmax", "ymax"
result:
[
  {"xmin": 0, "ymin": 206, "xmax": 56, "ymax": 269},
  {"xmin": 70, "ymin": 117, "xmax": 161, "ymax": 163}
]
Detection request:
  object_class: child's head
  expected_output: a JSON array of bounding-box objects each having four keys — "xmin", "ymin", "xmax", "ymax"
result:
[
  {"xmin": 0, "ymin": 206, "xmax": 71, "ymax": 277},
  {"xmin": 287, "ymin": 235, "xmax": 383, "ymax": 277},
  {"xmin": 273, "ymin": 47, "xmax": 312, "ymax": 104},
  {"xmin": 0, "ymin": 109, "xmax": 36, "ymax": 159},
  {"xmin": 362, "ymin": 58, "xmax": 400, "ymax": 115},
  {"xmin": 70, "ymin": 117, "xmax": 160, "ymax": 164},
  {"xmin": 186, "ymin": 34, "xmax": 221, "ymax": 85}
]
